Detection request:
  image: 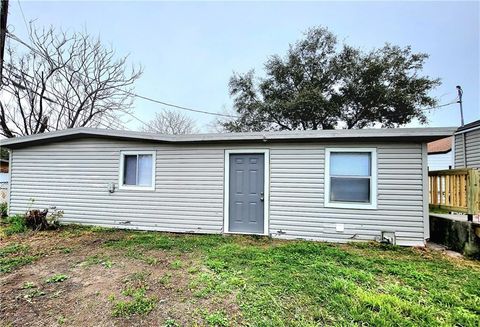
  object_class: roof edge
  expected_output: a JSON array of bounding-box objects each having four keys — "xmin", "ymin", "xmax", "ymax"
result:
[{"xmin": 1, "ymin": 126, "xmax": 458, "ymax": 148}]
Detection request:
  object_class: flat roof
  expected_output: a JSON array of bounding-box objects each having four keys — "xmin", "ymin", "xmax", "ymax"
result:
[
  {"xmin": 0, "ymin": 126, "xmax": 457, "ymax": 149},
  {"xmin": 456, "ymin": 119, "xmax": 480, "ymax": 134}
]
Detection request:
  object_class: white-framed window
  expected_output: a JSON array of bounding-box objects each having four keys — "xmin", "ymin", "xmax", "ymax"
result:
[
  {"xmin": 324, "ymin": 148, "xmax": 377, "ymax": 209},
  {"xmin": 118, "ymin": 151, "xmax": 156, "ymax": 190}
]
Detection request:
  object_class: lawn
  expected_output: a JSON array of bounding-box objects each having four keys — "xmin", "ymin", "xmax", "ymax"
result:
[{"xmin": 0, "ymin": 225, "xmax": 479, "ymax": 326}]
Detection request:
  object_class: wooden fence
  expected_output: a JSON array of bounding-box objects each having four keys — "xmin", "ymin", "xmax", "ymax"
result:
[{"xmin": 429, "ymin": 168, "xmax": 480, "ymax": 216}]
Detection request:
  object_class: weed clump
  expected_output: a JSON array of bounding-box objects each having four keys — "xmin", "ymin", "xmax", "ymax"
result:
[
  {"xmin": 2, "ymin": 206, "xmax": 63, "ymax": 235},
  {"xmin": 46, "ymin": 274, "xmax": 69, "ymax": 283},
  {"xmin": 110, "ymin": 272, "xmax": 157, "ymax": 317}
]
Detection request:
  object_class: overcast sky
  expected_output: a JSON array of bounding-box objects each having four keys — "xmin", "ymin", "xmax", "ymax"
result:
[{"xmin": 7, "ymin": 1, "xmax": 480, "ymax": 131}]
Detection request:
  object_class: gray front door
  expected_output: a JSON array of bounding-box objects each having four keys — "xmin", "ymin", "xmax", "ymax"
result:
[{"xmin": 228, "ymin": 153, "xmax": 265, "ymax": 234}]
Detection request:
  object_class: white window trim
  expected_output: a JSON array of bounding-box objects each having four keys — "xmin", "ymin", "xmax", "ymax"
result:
[
  {"xmin": 224, "ymin": 149, "xmax": 270, "ymax": 236},
  {"xmin": 324, "ymin": 147, "xmax": 377, "ymax": 210},
  {"xmin": 118, "ymin": 150, "xmax": 156, "ymax": 191}
]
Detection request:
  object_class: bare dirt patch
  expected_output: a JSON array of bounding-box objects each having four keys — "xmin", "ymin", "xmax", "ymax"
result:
[{"xmin": 0, "ymin": 228, "xmax": 242, "ymax": 326}]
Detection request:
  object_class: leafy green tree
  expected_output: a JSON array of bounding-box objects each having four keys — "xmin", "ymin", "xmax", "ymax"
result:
[
  {"xmin": 220, "ymin": 27, "xmax": 440, "ymax": 132},
  {"xmin": 0, "ymin": 147, "xmax": 8, "ymax": 160}
]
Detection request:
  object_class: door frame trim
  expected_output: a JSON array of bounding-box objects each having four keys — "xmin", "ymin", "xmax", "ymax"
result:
[{"xmin": 224, "ymin": 149, "xmax": 270, "ymax": 236}]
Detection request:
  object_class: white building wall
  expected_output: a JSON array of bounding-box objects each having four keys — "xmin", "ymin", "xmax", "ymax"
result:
[{"xmin": 9, "ymin": 138, "xmax": 426, "ymax": 246}]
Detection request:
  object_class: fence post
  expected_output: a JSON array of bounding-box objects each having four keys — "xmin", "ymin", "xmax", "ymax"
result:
[{"xmin": 467, "ymin": 169, "xmax": 480, "ymax": 221}]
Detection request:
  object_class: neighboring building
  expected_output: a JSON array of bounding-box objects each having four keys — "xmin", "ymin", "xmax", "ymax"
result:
[
  {"xmin": 0, "ymin": 158, "xmax": 8, "ymax": 173},
  {"xmin": 0, "ymin": 159, "xmax": 9, "ymax": 202},
  {"xmin": 1, "ymin": 127, "xmax": 455, "ymax": 246},
  {"xmin": 427, "ymin": 137, "xmax": 453, "ymax": 171},
  {"xmin": 454, "ymin": 119, "xmax": 480, "ymax": 169}
]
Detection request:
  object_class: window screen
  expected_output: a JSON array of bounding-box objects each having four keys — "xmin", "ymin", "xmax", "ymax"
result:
[
  {"xmin": 122, "ymin": 154, "xmax": 153, "ymax": 187},
  {"xmin": 329, "ymin": 152, "xmax": 371, "ymax": 203}
]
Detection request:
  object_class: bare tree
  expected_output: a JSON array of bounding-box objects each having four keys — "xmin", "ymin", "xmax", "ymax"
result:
[
  {"xmin": 142, "ymin": 109, "xmax": 198, "ymax": 135},
  {"xmin": 0, "ymin": 26, "xmax": 142, "ymax": 138}
]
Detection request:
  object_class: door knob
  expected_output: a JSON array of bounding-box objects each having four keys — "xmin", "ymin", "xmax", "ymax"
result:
[{"xmin": 260, "ymin": 192, "xmax": 264, "ymax": 201}]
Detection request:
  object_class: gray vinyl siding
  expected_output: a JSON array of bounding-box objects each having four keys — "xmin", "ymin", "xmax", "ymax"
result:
[
  {"xmin": 9, "ymin": 138, "xmax": 426, "ymax": 246},
  {"xmin": 454, "ymin": 128, "xmax": 480, "ymax": 169}
]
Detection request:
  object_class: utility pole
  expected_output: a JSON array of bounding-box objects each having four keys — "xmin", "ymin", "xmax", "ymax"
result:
[
  {"xmin": 457, "ymin": 85, "xmax": 468, "ymax": 169},
  {"xmin": 456, "ymin": 85, "xmax": 464, "ymax": 127},
  {"xmin": 0, "ymin": 0, "xmax": 8, "ymax": 88}
]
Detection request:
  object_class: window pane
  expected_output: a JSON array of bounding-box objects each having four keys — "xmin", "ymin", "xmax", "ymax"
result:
[
  {"xmin": 330, "ymin": 177, "xmax": 370, "ymax": 202},
  {"xmin": 124, "ymin": 155, "xmax": 137, "ymax": 185},
  {"xmin": 137, "ymin": 154, "xmax": 153, "ymax": 186},
  {"xmin": 330, "ymin": 152, "xmax": 371, "ymax": 176}
]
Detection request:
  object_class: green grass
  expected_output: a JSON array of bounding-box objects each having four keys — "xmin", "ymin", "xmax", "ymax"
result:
[
  {"xmin": 110, "ymin": 271, "xmax": 157, "ymax": 317},
  {"xmin": 1, "ymin": 227, "xmax": 479, "ymax": 326},
  {"xmin": 45, "ymin": 274, "xmax": 69, "ymax": 283},
  {"xmin": 201, "ymin": 241, "xmax": 480, "ymax": 326},
  {"xmin": 100, "ymin": 231, "xmax": 480, "ymax": 326},
  {"xmin": 202, "ymin": 310, "xmax": 230, "ymax": 327},
  {"xmin": 105, "ymin": 232, "xmax": 230, "ymax": 252},
  {"xmin": 3, "ymin": 214, "xmax": 28, "ymax": 235},
  {"xmin": 0, "ymin": 243, "xmax": 37, "ymax": 273},
  {"xmin": 22, "ymin": 281, "xmax": 36, "ymax": 289},
  {"xmin": 80, "ymin": 254, "xmax": 113, "ymax": 268}
]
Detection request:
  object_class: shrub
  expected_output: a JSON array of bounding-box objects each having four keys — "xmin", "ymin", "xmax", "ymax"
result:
[
  {"xmin": 0, "ymin": 202, "xmax": 7, "ymax": 218},
  {"xmin": 3, "ymin": 207, "xmax": 63, "ymax": 235},
  {"xmin": 25, "ymin": 208, "xmax": 63, "ymax": 231},
  {"xmin": 4, "ymin": 214, "xmax": 27, "ymax": 235},
  {"xmin": 25, "ymin": 209, "xmax": 50, "ymax": 231}
]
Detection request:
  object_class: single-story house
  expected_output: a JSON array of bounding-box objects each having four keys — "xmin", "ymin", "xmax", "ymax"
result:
[
  {"xmin": 454, "ymin": 119, "xmax": 480, "ymax": 169},
  {"xmin": 1, "ymin": 126, "xmax": 456, "ymax": 246},
  {"xmin": 427, "ymin": 137, "xmax": 453, "ymax": 171}
]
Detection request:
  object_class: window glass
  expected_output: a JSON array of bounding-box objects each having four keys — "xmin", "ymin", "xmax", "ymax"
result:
[
  {"xmin": 137, "ymin": 154, "xmax": 153, "ymax": 186},
  {"xmin": 330, "ymin": 177, "xmax": 370, "ymax": 202},
  {"xmin": 122, "ymin": 153, "xmax": 153, "ymax": 187},
  {"xmin": 123, "ymin": 155, "xmax": 137, "ymax": 185},
  {"xmin": 328, "ymin": 151, "xmax": 373, "ymax": 204},
  {"xmin": 330, "ymin": 152, "xmax": 371, "ymax": 176}
]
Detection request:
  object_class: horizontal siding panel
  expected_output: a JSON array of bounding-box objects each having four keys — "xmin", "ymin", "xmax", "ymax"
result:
[
  {"xmin": 270, "ymin": 209, "xmax": 422, "ymax": 218},
  {"xmin": 10, "ymin": 203, "xmax": 222, "ymax": 218},
  {"xmin": 57, "ymin": 219, "xmax": 222, "ymax": 232},
  {"xmin": 269, "ymin": 215, "xmax": 423, "ymax": 224},
  {"xmin": 269, "ymin": 142, "xmax": 425, "ymax": 245},
  {"xmin": 9, "ymin": 137, "xmax": 426, "ymax": 245},
  {"xmin": 59, "ymin": 222, "xmax": 221, "ymax": 235},
  {"xmin": 10, "ymin": 139, "xmax": 224, "ymax": 235},
  {"xmin": 270, "ymin": 223, "xmax": 423, "ymax": 235},
  {"xmin": 454, "ymin": 129, "xmax": 480, "ymax": 169},
  {"xmin": 10, "ymin": 197, "xmax": 224, "ymax": 209}
]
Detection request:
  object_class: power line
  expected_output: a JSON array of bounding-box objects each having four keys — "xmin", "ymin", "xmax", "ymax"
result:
[
  {"xmin": 6, "ymin": 31, "xmax": 239, "ymax": 119},
  {"xmin": 1, "ymin": 66, "xmax": 128, "ymax": 130},
  {"xmin": 1, "ymin": 86, "xmax": 122, "ymax": 130},
  {"xmin": 420, "ymin": 100, "xmax": 457, "ymax": 111},
  {"xmin": 4, "ymin": 31, "xmax": 459, "ymax": 129},
  {"xmin": 1, "ymin": 86, "xmax": 124, "ymax": 130},
  {"xmin": 121, "ymin": 89, "xmax": 238, "ymax": 118},
  {"xmin": 16, "ymin": 0, "xmax": 29, "ymax": 34},
  {"xmin": 3, "ymin": 63, "xmax": 156, "ymax": 131}
]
